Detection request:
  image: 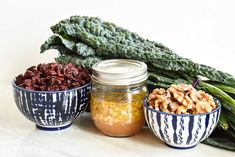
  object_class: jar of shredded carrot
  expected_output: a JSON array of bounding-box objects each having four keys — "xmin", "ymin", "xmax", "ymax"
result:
[{"xmin": 90, "ymin": 59, "xmax": 148, "ymax": 137}]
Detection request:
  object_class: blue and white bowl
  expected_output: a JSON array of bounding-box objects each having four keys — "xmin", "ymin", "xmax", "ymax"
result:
[
  {"xmin": 12, "ymin": 81, "xmax": 91, "ymax": 131},
  {"xmin": 144, "ymin": 97, "xmax": 221, "ymax": 149}
]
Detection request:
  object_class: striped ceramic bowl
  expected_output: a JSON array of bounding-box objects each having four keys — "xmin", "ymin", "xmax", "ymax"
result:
[
  {"xmin": 12, "ymin": 81, "xmax": 91, "ymax": 131},
  {"xmin": 144, "ymin": 97, "xmax": 221, "ymax": 149}
]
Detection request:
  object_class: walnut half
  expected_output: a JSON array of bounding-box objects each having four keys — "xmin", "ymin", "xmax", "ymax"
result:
[{"xmin": 148, "ymin": 84, "xmax": 218, "ymax": 114}]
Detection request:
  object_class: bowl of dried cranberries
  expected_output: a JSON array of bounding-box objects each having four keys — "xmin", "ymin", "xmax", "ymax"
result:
[
  {"xmin": 12, "ymin": 63, "xmax": 91, "ymax": 131},
  {"xmin": 144, "ymin": 84, "xmax": 221, "ymax": 149}
]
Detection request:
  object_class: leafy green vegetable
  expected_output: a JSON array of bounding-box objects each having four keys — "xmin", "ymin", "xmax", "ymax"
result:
[
  {"xmin": 202, "ymin": 137, "xmax": 235, "ymax": 151},
  {"xmin": 218, "ymin": 110, "xmax": 229, "ymax": 130},
  {"xmin": 202, "ymin": 127, "xmax": 235, "ymax": 151},
  {"xmin": 227, "ymin": 111, "xmax": 235, "ymax": 126},
  {"xmin": 47, "ymin": 16, "xmax": 235, "ymax": 86},
  {"xmin": 209, "ymin": 82, "xmax": 235, "ymax": 95},
  {"xmin": 55, "ymin": 54, "xmax": 101, "ymax": 68},
  {"xmin": 41, "ymin": 35, "xmax": 96, "ymax": 57},
  {"xmin": 40, "ymin": 35, "xmax": 73, "ymax": 54},
  {"xmin": 40, "ymin": 15, "xmax": 235, "ymax": 151},
  {"xmin": 148, "ymin": 73, "xmax": 174, "ymax": 85},
  {"xmin": 51, "ymin": 16, "xmax": 176, "ymax": 57},
  {"xmin": 198, "ymin": 81, "xmax": 235, "ymax": 114},
  {"xmin": 147, "ymin": 80, "xmax": 170, "ymax": 89},
  {"xmin": 228, "ymin": 119, "xmax": 235, "ymax": 131},
  {"xmin": 148, "ymin": 64, "xmax": 182, "ymax": 79},
  {"xmin": 227, "ymin": 128, "xmax": 235, "ymax": 139}
]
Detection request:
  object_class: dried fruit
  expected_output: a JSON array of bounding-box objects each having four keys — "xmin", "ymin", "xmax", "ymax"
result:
[{"xmin": 15, "ymin": 63, "xmax": 91, "ymax": 91}]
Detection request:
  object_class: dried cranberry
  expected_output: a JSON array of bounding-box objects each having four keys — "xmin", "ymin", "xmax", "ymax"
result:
[{"xmin": 15, "ymin": 62, "xmax": 91, "ymax": 91}]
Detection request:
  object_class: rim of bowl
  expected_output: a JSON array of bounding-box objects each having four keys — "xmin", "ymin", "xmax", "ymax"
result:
[
  {"xmin": 144, "ymin": 96, "xmax": 221, "ymax": 116},
  {"xmin": 12, "ymin": 80, "xmax": 91, "ymax": 93}
]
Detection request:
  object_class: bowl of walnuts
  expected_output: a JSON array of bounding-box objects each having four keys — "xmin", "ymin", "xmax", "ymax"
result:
[
  {"xmin": 144, "ymin": 84, "xmax": 221, "ymax": 149},
  {"xmin": 12, "ymin": 63, "xmax": 91, "ymax": 131}
]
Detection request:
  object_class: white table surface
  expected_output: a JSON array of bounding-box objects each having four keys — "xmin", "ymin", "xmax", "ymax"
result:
[
  {"xmin": 1, "ymin": 0, "xmax": 235, "ymax": 156},
  {"xmin": 0, "ymin": 83, "xmax": 234, "ymax": 157}
]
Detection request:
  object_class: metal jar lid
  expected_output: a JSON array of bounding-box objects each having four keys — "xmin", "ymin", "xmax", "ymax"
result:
[{"xmin": 92, "ymin": 59, "xmax": 148, "ymax": 85}]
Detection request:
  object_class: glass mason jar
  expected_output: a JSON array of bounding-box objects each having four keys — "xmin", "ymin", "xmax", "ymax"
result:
[{"xmin": 90, "ymin": 59, "xmax": 148, "ymax": 137}]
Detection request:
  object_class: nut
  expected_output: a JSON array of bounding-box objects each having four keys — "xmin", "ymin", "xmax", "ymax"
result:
[{"xmin": 148, "ymin": 84, "xmax": 218, "ymax": 114}]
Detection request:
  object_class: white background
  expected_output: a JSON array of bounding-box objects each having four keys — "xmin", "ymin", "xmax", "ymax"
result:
[
  {"xmin": 0, "ymin": 1, "xmax": 235, "ymax": 156},
  {"xmin": 0, "ymin": 0, "xmax": 234, "ymax": 83}
]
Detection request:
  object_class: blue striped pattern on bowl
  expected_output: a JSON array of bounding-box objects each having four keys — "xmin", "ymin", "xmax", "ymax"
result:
[
  {"xmin": 12, "ymin": 82, "xmax": 91, "ymax": 130},
  {"xmin": 144, "ymin": 97, "xmax": 221, "ymax": 149}
]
